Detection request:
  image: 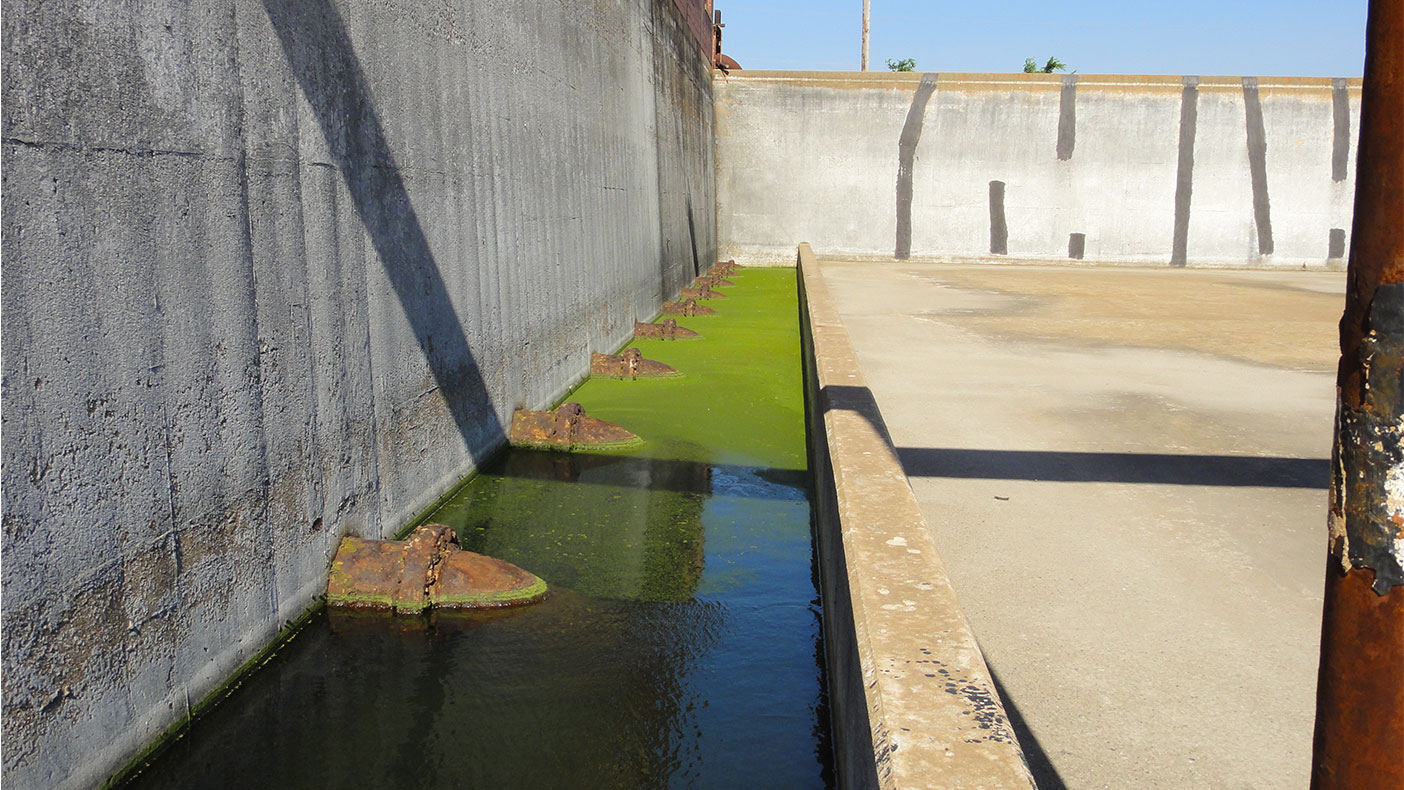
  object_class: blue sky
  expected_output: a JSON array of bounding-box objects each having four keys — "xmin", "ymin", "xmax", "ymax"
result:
[{"xmin": 719, "ymin": 0, "xmax": 1367, "ymax": 77}]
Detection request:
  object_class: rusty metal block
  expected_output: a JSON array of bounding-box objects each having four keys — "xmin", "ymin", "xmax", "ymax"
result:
[
  {"xmin": 680, "ymin": 285, "xmax": 726, "ymax": 300},
  {"xmin": 634, "ymin": 318, "xmax": 700, "ymax": 340},
  {"xmin": 692, "ymin": 274, "xmax": 734, "ymax": 288},
  {"xmin": 590, "ymin": 348, "xmax": 679, "ymax": 379},
  {"xmin": 327, "ymin": 524, "xmax": 547, "ymax": 612},
  {"xmin": 429, "ymin": 550, "xmax": 549, "ymax": 609},
  {"xmin": 510, "ymin": 401, "xmax": 641, "ymax": 450},
  {"xmin": 710, "ymin": 259, "xmax": 739, "ymax": 275},
  {"xmin": 661, "ymin": 298, "xmax": 716, "ymax": 317}
]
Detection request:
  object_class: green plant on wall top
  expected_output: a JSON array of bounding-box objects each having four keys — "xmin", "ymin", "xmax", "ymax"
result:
[
  {"xmin": 886, "ymin": 57, "xmax": 916, "ymax": 72},
  {"xmin": 1023, "ymin": 56, "xmax": 1067, "ymax": 73}
]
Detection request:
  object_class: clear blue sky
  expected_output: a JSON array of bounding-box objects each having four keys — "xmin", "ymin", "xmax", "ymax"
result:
[{"xmin": 719, "ymin": 0, "xmax": 1366, "ymax": 77}]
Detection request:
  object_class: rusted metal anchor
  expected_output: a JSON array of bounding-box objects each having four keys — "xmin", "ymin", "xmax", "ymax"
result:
[
  {"xmin": 661, "ymin": 298, "xmax": 716, "ymax": 317},
  {"xmin": 710, "ymin": 259, "xmax": 739, "ymax": 275},
  {"xmin": 633, "ymin": 318, "xmax": 700, "ymax": 340},
  {"xmin": 510, "ymin": 401, "xmax": 641, "ymax": 450},
  {"xmin": 692, "ymin": 274, "xmax": 734, "ymax": 288},
  {"xmin": 590, "ymin": 347, "xmax": 679, "ymax": 379},
  {"xmin": 327, "ymin": 523, "xmax": 548, "ymax": 613},
  {"xmin": 680, "ymin": 284, "xmax": 726, "ymax": 300}
]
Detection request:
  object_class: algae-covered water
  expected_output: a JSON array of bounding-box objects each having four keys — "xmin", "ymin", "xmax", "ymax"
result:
[{"xmin": 124, "ymin": 269, "xmax": 833, "ymax": 788}]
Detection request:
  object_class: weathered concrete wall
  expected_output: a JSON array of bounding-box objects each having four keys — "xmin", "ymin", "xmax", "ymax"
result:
[
  {"xmin": 717, "ymin": 72, "xmax": 1359, "ymax": 268},
  {"xmin": 0, "ymin": 0, "xmax": 715, "ymax": 786}
]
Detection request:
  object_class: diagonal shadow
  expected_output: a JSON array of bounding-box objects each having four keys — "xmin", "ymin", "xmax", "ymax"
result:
[
  {"xmin": 895, "ymin": 447, "xmax": 1329, "ymax": 489},
  {"xmin": 986, "ymin": 663, "xmax": 1068, "ymax": 790},
  {"xmin": 262, "ymin": 0, "xmax": 501, "ymax": 454},
  {"xmin": 486, "ymin": 448, "xmax": 808, "ymax": 501}
]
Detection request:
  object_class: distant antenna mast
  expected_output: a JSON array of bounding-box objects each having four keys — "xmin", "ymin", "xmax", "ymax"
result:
[{"xmin": 861, "ymin": 0, "xmax": 870, "ymax": 70}]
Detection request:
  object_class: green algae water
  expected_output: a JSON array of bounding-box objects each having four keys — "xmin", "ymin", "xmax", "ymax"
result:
[{"xmin": 124, "ymin": 269, "xmax": 833, "ymax": 788}]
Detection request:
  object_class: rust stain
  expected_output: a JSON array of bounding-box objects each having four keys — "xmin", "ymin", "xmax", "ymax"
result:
[
  {"xmin": 1314, "ymin": 2, "xmax": 1404, "ymax": 785},
  {"xmin": 634, "ymin": 318, "xmax": 700, "ymax": 340},
  {"xmin": 326, "ymin": 524, "xmax": 547, "ymax": 613},
  {"xmin": 1311, "ymin": 565, "xmax": 1404, "ymax": 789},
  {"xmin": 589, "ymin": 348, "xmax": 679, "ymax": 379},
  {"xmin": 692, "ymin": 274, "xmax": 734, "ymax": 288},
  {"xmin": 680, "ymin": 284, "xmax": 726, "ymax": 300},
  {"xmin": 509, "ymin": 402, "xmax": 640, "ymax": 450},
  {"xmin": 661, "ymin": 298, "xmax": 716, "ymax": 317}
]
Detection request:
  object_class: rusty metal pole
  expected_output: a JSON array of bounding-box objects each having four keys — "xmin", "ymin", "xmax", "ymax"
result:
[{"xmin": 1311, "ymin": 1, "xmax": 1404, "ymax": 787}]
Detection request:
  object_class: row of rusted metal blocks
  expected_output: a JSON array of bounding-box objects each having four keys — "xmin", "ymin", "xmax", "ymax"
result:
[{"xmin": 325, "ymin": 260, "xmax": 740, "ymax": 614}]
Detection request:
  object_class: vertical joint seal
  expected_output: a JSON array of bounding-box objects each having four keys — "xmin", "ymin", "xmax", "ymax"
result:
[
  {"xmin": 1170, "ymin": 76, "xmax": 1199, "ymax": 268},
  {"xmin": 1056, "ymin": 74, "xmax": 1077, "ymax": 161},
  {"xmin": 895, "ymin": 73, "xmax": 939, "ymax": 260},
  {"xmin": 1242, "ymin": 76, "xmax": 1274, "ymax": 256}
]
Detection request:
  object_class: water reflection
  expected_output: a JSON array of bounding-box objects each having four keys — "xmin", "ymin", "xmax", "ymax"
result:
[
  {"xmin": 125, "ymin": 449, "xmax": 828, "ymax": 788},
  {"xmin": 428, "ymin": 449, "xmax": 805, "ymax": 604}
]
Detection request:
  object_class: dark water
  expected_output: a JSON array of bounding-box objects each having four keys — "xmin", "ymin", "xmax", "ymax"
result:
[
  {"xmin": 125, "ymin": 269, "xmax": 831, "ymax": 788},
  {"xmin": 125, "ymin": 450, "xmax": 831, "ymax": 789}
]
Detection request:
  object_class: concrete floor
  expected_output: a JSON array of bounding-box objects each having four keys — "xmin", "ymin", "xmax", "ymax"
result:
[{"xmin": 820, "ymin": 260, "xmax": 1345, "ymax": 790}]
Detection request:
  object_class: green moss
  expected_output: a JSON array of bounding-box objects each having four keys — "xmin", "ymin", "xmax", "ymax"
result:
[
  {"xmin": 325, "ymin": 592, "xmax": 396, "ymax": 608},
  {"xmin": 429, "ymin": 576, "xmax": 549, "ymax": 607},
  {"xmin": 568, "ymin": 269, "xmax": 807, "ymax": 470},
  {"xmin": 422, "ymin": 269, "xmax": 807, "ymax": 604}
]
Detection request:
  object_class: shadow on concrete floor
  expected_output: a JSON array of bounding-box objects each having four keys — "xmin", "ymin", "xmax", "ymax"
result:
[
  {"xmin": 987, "ymin": 663, "xmax": 1069, "ymax": 790},
  {"xmin": 895, "ymin": 447, "xmax": 1328, "ymax": 489}
]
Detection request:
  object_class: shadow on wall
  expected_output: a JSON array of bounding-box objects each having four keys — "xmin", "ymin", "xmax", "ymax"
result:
[{"xmin": 261, "ymin": 0, "xmax": 501, "ymax": 455}]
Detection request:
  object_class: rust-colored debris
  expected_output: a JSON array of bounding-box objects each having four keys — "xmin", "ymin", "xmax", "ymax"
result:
[
  {"xmin": 661, "ymin": 298, "xmax": 716, "ymax": 317},
  {"xmin": 510, "ymin": 401, "xmax": 641, "ymax": 450},
  {"xmin": 692, "ymin": 274, "xmax": 734, "ymax": 288},
  {"xmin": 634, "ymin": 318, "xmax": 700, "ymax": 340},
  {"xmin": 680, "ymin": 285, "xmax": 726, "ymax": 300},
  {"xmin": 590, "ymin": 348, "xmax": 679, "ymax": 379},
  {"xmin": 711, "ymin": 259, "xmax": 739, "ymax": 275},
  {"xmin": 327, "ymin": 524, "xmax": 547, "ymax": 613}
]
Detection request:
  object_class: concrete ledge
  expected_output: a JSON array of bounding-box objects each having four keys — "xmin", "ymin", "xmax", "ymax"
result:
[{"xmin": 798, "ymin": 242, "xmax": 1035, "ymax": 789}]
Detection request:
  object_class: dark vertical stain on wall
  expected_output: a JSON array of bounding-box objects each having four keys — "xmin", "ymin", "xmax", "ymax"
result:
[
  {"xmin": 1171, "ymin": 76, "xmax": 1199, "ymax": 268},
  {"xmin": 1331, "ymin": 77, "xmax": 1351, "ymax": 182},
  {"xmin": 989, "ymin": 181, "xmax": 1008, "ymax": 255},
  {"xmin": 1242, "ymin": 77, "xmax": 1274, "ymax": 255},
  {"xmin": 895, "ymin": 72, "xmax": 939, "ymax": 259},
  {"xmin": 1329, "ymin": 228, "xmax": 1347, "ymax": 259},
  {"xmin": 1068, "ymin": 232, "xmax": 1086, "ymax": 259},
  {"xmin": 1056, "ymin": 74, "xmax": 1078, "ymax": 161}
]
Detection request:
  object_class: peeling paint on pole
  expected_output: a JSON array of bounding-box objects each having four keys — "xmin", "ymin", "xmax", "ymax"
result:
[
  {"xmin": 1327, "ymin": 281, "xmax": 1404, "ymax": 593},
  {"xmin": 1311, "ymin": 0, "xmax": 1404, "ymax": 786}
]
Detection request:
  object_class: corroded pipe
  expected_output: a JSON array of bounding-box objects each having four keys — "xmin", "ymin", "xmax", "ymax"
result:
[{"xmin": 1311, "ymin": 0, "xmax": 1404, "ymax": 786}]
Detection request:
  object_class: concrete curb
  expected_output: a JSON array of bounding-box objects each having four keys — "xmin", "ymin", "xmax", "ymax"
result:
[{"xmin": 797, "ymin": 243, "xmax": 1036, "ymax": 789}]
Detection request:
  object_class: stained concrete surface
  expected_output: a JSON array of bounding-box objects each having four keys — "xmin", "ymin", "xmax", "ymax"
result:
[
  {"xmin": 820, "ymin": 259, "xmax": 1341, "ymax": 789},
  {"xmin": 716, "ymin": 73, "xmax": 1360, "ymax": 268},
  {"xmin": 1, "ymin": 0, "xmax": 714, "ymax": 785}
]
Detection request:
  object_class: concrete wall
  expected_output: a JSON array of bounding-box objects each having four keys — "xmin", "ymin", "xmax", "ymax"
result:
[
  {"xmin": 716, "ymin": 72, "xmax": 1360, "ymax": 268},
  {"xmin": 0, "ymin": 0, "xmax": 715, "ymax": 786}
]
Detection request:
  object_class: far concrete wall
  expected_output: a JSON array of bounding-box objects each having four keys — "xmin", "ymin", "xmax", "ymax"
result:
[
  {"xmin": 716, "ymin": 72, "xmax": 1360, "ymax": 268},
  {"xmin": 1, "ymin": 0, "xmax": 715, "ymax": 787}
]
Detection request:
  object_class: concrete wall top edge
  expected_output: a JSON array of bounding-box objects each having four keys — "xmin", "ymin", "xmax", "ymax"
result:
[{"xmin": 720, "ymin": 70, "xmax": 1363, "ymax": 92}]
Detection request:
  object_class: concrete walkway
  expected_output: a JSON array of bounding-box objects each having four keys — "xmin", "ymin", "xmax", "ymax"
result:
[{"xmin": 820, "ymin": 260, "xmax": 1344, "ymax": 790}]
